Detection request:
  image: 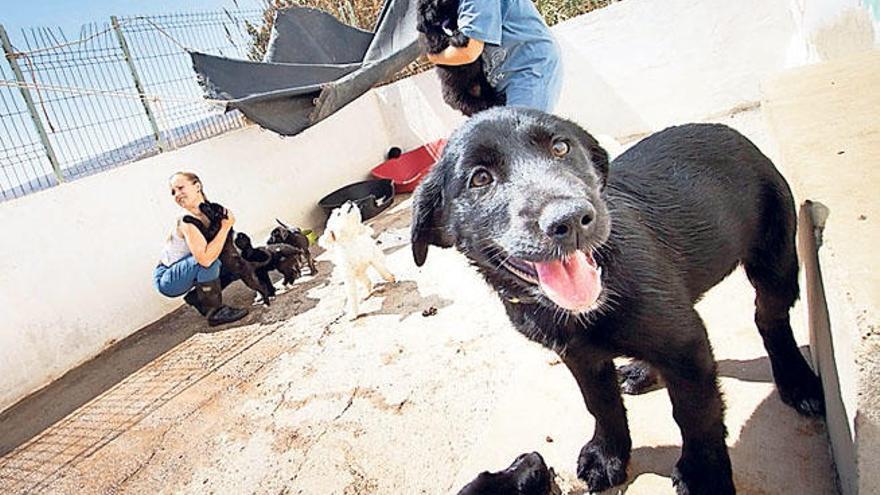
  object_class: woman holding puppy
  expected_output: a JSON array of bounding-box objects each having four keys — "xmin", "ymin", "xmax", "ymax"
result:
[
  {"xmin": 152, "ymin": 172, "xmax": 248, "ymax": 326},
  {"xmin": 425, "ymin": 0, "xmax": 563, "ymax": 113}
]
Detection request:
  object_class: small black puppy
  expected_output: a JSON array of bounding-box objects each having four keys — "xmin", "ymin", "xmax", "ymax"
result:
[
  {"xmin": 416, "ymin": 0, "xmax": 505, "ymax": 116},
  {"xmin": 235, "ymin": 232, "xmax": 303, "ymax": 294},
  {"xmin": 182, "ymin": 201, "xmax": 273, "ymax": 306},
  {"xmin": 457, "ymin": 452, "xmax": 553, "ymax": 495},
  {"xmin": 411, "ymin": 108, "xmax": 824, "ymax": 494},
  {"xmin": 267, "ymin": 219, "xmax": 317, "ymax": 275}
]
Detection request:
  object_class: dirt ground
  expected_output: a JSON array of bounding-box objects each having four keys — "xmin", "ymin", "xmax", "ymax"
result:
[{"xmin": 0, "ymin": 110, "xmax": 836, "ymax": 495}]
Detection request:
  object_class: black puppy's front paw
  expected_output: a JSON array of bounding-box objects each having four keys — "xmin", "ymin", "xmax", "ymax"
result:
[
  {"xmin": 777, "ymin": 374, "xmax": 825, "ymax": 417},
  {"xmin": 181, "ymin": 214, "xmax": 203, "ymax": 228},
  {"xmin": 617, "ymin": 361, "xmax": 662, "ymax": 395},
  {"xmin": 671, "ymin": 453, "xmax": 734, "ymax": 495},
  {"xmin": 577, "ymin": 440, "xmax": 628, "ymax": 493}
]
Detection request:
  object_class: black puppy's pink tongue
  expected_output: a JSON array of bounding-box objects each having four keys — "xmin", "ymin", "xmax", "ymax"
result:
[{"xmin": 534, "ymin": 251, "xmax": 602, "ymax": 312}]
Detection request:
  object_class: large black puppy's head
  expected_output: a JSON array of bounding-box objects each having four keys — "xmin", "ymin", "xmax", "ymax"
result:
[
  {"xmin": 456, "ymin": 452, "xmax": 553, "ymax": 495},
  {"xmin": 411, "ymin": 107, "xmax": 611, "ymax": 315}
]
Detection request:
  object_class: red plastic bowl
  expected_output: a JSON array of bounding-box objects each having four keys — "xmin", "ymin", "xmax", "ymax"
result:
[{"xmin": 371, "ymin": 139, "xmax": 446, "ymax": 193}]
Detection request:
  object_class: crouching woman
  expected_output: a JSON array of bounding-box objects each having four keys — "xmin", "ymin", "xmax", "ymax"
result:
[{"xmin": 153, "ymin": 171, "xmax": 248, "ymax": 326}]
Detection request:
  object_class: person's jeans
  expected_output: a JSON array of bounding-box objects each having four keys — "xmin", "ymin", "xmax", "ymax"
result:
[
  {"xmin": 153, "ymin": 255, "xmax": 221, "ymax": 298},
  {"xmin": 503, "ymin": 60, "xmax": 563, "ymax": 113}
]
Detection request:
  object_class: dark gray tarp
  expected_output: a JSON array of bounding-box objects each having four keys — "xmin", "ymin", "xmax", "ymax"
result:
[{"xmin": 191, "ymin": 0, "xmax": 420, "ymax": 136}]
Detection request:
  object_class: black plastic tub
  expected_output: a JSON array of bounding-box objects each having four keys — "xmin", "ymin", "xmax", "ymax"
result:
[{"xmin": 318, "ymin": 179, "xmax": 395, "ymax": 220}]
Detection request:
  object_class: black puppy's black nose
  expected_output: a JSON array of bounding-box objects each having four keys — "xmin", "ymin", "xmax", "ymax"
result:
[{"xmin": 540, "ymin": 200, "xmax": 595, "ymax": 244}]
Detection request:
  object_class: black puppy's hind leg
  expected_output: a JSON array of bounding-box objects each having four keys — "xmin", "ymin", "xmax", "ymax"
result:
[
  {"xmin": 744, "ymin": 187, "xmax": 824, "ymax": 416},
  {"xmin": 305, "ymin": 251, "xmax": 317, "ymax": 275},
  {"xmin": 236, "ymin": 267, "xmax": 272, "ymax": 306},
  {"xmin": 562, "ymin": 351, "xmax": 631, "ymax": 493},
  {"xmin": 656, "ymin": 313, "xmax": 734, "ymax": 495},
  {"xmin": 617, "ymin": 359, "xmax": 663, "ymax": 395}
]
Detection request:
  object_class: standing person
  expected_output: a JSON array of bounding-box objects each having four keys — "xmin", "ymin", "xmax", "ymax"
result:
[
  {"xmin": 153, "ymin": 172, "xmax": 248, "ymax": 327},
  {"xmin": 425, "ymin": 0, "xmax": 563, "ymax": 113}
]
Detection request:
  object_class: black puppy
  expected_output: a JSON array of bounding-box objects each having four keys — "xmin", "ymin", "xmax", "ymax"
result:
[
  {"xmin": 235, "ymin": 232, "xmax": 303, "ymax": 295},
  {"xmin": 457, "ymin": 452, "xmax": 553, "ymax": 495},
  {"xmin": 411, "ymin": 108, "xmax": 824, "ymax": 494},
  {"xmin": 267, "ymin": 219, "xmax": 317, "ymax": 275},
  {"xmin": 182, "ymin": 201, "xmax": 273, "ymax": 306},
  {"xmin": 416, "ymin": 0, "xmax": 505, "ymax": 116}
]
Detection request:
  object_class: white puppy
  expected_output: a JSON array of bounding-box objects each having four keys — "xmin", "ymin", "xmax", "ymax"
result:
[{"xmin": 318, "ymin": 201, "xmax": 396, "ymax": 319}]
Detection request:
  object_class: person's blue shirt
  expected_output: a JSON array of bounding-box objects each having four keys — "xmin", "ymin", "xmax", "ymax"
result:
[{"xmin": 457, "ymin": 0, "xmax": 563, "ymax": 112}]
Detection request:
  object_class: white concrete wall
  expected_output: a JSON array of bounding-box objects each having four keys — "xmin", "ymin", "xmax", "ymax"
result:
[
  {"xmin": 373, "ymin": 72, "xmax": 464, "ymax": 150},
  {"xmin": 551, "ymin": 0, "xmax": 878, "ymax": 139},
  {"xmin": 791, "ymin": 0, "xmax": 879, "ymax": 62}
]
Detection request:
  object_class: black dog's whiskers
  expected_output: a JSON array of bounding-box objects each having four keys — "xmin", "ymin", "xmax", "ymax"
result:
[
  {"xmin": 473, "ymin": 238, "xmax": 527, "ymax": 282},
  {"xmin": 552, "ymin": 300, "xmax": 571, "ymax": 327}
]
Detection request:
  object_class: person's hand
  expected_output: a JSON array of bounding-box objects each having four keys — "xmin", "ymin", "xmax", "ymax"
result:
[
  {"xmin": 425, "ymin": 39, "xmax": 484, "ymax": 67},
  {"xmin": 221, "ymin": 209, "xmax": 236, "ymax": 229}
]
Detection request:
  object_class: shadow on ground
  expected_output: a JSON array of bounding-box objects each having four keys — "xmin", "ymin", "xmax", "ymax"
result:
[
  {"xmin": 592, "ymin": 391, "xmax": 826, "ymax": 495},
  {"xmin": 365, "ymin": 280, "xmax": 453, "ymax": 322},
  {"xmin": 559, "ymin": 349, "xmax": 828, "ymax": 495}
]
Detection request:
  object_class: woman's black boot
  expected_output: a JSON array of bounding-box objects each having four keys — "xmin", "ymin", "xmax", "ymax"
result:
[
  {"xmin": 183, "ymin": 288, "xmax": 208, "ymax": 316},
  {"xmin": 196, "ymin": 279, "xmax": 248, "ymax": 326}
]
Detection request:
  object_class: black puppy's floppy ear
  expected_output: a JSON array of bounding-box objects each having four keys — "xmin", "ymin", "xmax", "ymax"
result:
[
  {"xmin": 411, "ymin": 163, "xmax": 455, "ymax": 267},
  {"xmin": 567, "ymin": 122, "xmax": 610, "ymax": 189},
  {"xmin": 588, "ymin": 142, "xmax": 609, "ymax": 189}
]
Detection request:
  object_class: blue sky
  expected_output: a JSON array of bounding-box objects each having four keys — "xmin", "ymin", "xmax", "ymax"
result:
[{"xmin": 1, "ymin": 0, "xmax": 264, "ymax": 38}]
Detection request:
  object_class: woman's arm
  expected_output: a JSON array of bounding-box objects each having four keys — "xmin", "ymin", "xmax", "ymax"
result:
[
  {"xmin": 180, "ymin": 212, "xmax": 235, "ymax": 267},
  {"xmin": 426, "ymin": 38, "xmax": 484, "ymax": 66}
]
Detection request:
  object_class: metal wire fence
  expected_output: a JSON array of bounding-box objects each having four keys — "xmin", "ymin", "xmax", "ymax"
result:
[
  {"xmin": 0, "ymin": 9, "xmax": 264, "ymax": 202},
  {"xmin": 0, "ymin": 61, "xmax": 56, "ymax": 198}
]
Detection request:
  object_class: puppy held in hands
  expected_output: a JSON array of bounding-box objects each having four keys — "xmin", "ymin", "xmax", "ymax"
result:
[
  {"xmin": 416, "ymin": 0, "xmax": 505, "ymax": 116},
  {"xmin": 318, "ymin": 201, "xmax": 396, "ymax": 320},
  {"xmin": 183, "ymin": 201, "xmax": 273, "ymax": 305}
]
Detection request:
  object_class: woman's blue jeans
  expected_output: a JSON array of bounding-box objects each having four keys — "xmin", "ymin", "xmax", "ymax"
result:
[{"xmin": 153, "ymin": 255, "xmax": 221, "ymax": 297}]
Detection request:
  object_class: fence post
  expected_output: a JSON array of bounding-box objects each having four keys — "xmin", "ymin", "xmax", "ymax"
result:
[
  {"xmin": 0, "ymin": 24, "xmax": 64, "ymax": 184},
  {"xmin": 111, "ymin": 16, "xmax": 165, "ymax": 152}
]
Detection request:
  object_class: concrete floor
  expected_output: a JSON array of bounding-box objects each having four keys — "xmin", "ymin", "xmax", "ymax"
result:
[{"xmin": 0, "ymin": 109, "xmax": 836, "ymax": 494}]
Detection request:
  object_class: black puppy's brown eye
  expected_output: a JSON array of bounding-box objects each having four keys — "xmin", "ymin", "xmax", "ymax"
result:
[
  {"xmin": 551, "ymin": 140, "xmax": 570, "ymax": 157},
  {"xmin": 469, "ymin": 168, "xmax": 493, "ymax": 188}
]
